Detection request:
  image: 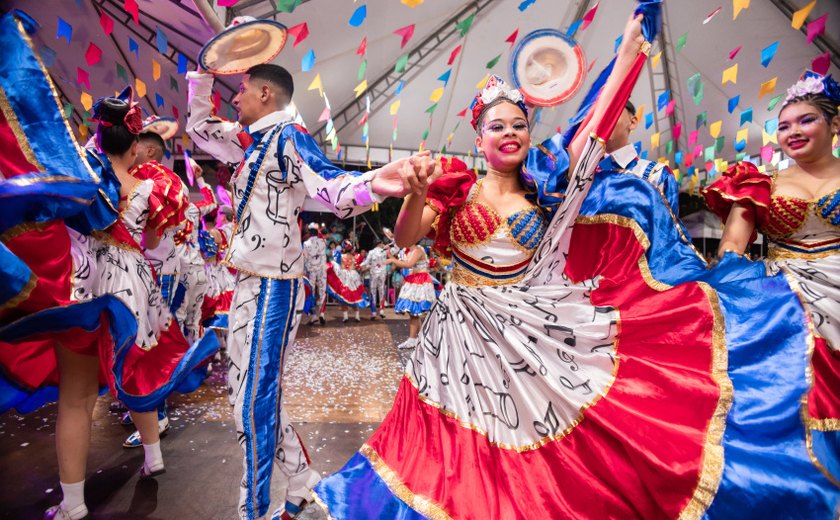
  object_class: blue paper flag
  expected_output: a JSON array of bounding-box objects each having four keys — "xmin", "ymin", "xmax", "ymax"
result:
[
  {"xmin": 567, "ymin": 20, "xmax": 582, "ymax": 37},
  {"xmin": 301, "ymin": 49, "xmax": 315, "ymax": 71},
  {"xmin": 764, "ymin": 117, "xmax": 778, "ymax": 134},
  {"xmin": 438, "ymin": 69, "xmax": 452, "ymax": 86},
  {"xmin": 657, "ymin": 90, "xmax": 670, "ymax": 112},
  {"xmin": 348, "ymin": 5, "xmax": 366, "ymax": 27},
  {"xmin": 155, "ymin": 26, "xmax": 168, "ymax": 55},
  {"xmin": 177, "ymin": 53, "xmax": 188, "ymax": 74},
  {"xmin": 640, "ymin": 150, "xmax": 649, "ymax": 160},
  {"xmin": 633, "ymin": 140, "xmax": 642, "ymax": 154},
  {"xmin": 57, "ymin": 17, "xmax": 72, "ymax": 43},
  {"xmin": 129, "ymin": 37, "xmax": 139, "ymax": 59},
  {"xmin": 395, "ymin": 80, "xmax": 405, "ymax": 96},
  {"xmin": 734, "ymin": 138, "xmax": 747, "ymax": 152},
  {"xmin": 727, "ymin": 95, "xmax": 740, "ymax": 114},
  {"xmin": 164, "ymin": 149, "xmax": 171, "ymax": 160},
  {"xmin": 675, "ymin": 151, "xmax": 683, "ymax": 165},
  {"xmin": 614, "ymin": 35, "xmax": 623, "ymax": 53},
  {"xmin": 740, "ymin": 108, "xmax": 753, "ymax": 126},
  {"xmin": 688, "ymin": 166, "xmax": 696, "ymax": 177},
  {"xmin": 645, "ymin": 112, "xmax": 654, "ymax": 129},
  {"xmin": 761, "ymin": 41, "xmax": 779, "ymax": 68},
  {"xmin": 40, "ymin": 46, "xmax": 57, "ymax": 68},
  {"xmin": 155, "ymin": 93, "xmax": 165, "ymax": 108},
  {"xmin": 518, "ymin": 0, "xmax": 537, "ymax": 11}
]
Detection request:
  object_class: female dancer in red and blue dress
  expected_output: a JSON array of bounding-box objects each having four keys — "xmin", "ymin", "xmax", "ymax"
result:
[{"xmin": 388, "ymin": 245, "xmax": 437, "ymax": 350}]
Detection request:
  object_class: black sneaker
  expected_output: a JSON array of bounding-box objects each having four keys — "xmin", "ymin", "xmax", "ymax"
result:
[
  {"xmin": 318, "ymin": 316, "xmax": 326, "ymax": 325},
  {"xmin": 342, "ymin": 318, "xmax": 348, "ymax": 324}
]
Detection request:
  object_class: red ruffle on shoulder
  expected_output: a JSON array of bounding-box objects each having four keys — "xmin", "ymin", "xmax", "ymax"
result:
[
  {"xmin": 425, "ymin": 157, "xmax": 476, "ymax": 258},
  {"xmin": 129, "ymin": 161, "xmax": 188, "ymax": 236},
  {"xmin": 702, "ymin": 162, "xmax": 771, "ymax": 230}
]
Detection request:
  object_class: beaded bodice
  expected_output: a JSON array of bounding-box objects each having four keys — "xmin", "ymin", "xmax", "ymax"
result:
[{"xmin": 764, "ymin": 174, "xmax": 840, "ymax": 259}]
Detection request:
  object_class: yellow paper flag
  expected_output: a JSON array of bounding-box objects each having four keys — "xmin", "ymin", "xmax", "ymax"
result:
[
  {"xmin": 733, "ymin": 0, "xmax": 750, "ymax": 20},
  {"xmin": 429, "ymin": 87, "xmax": 444, "ymax": 103},
  {"xmin": 353, "ymin": 79, "xmax": 367, "ymax": 98},
  {"xmin": 80, "ymin": 92, "xmax": 93, "ymax": 111},
  {"xmin": 651, "ymin": 132, "xmax": 660, "ymax": 148},
  {"xmin": 182, "ymin": 133, "xmax": 190, "ymax": 146},
  {"xmin": 651, "ymin": 51, "xmax": 662, "ymax": 69},
  {"xmin": 475, "ymin": 74, "xmax": 489, "ymax": 90},
  {"xmin": 762, "ymin": 129, "xmax": 778, "ymax": 145},
  {"xmin": 758, "ymin": 77, "xmax": 777, "ymax": 98},
  {"xmin": 390, "ymin": 100, "xmax": 401, "ymax": 115},
  {"xmin": 791, "ymin": 0, "xmax": 816, "ymax": 29},
  {"xmin": 401, "ymin": 0, "xmax": 424, "ymax": 6},
  {"xmin": 710, "ymin": 120, "xmax": 722, "ymax": 139},
  {"xmin": 736, "ymin": 127, "xmax": 749, "ymax": 144},
  {"xmin": 758, "ymin": 164, "xmax": 766, "ymax": 173},
  {"xmin": 152, "ymin": 59, "xmax": 161, "ymax": 81},
  {"xmin": 135, "ymin": 78, "xmax": 146, "ymax": 98},
  {"xmin": 673, "ymin": 168, "xmax": 681, "ymax": 182},
  {"xmin": 635, "ymin": 104, "xmax": 645, "ymax": 123},
  {"xmin": 79, "ymin": 124, "xmax": 88, "ymax": 141},
  {"xmin": 722, "ymin": 63, "xmax": 738, "ymax": 85},
  {"xmin": 307, "ymin": 74, "xmax": 323, "ymax": 97}
]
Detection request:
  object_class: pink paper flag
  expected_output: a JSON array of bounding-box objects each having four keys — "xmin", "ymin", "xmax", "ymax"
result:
[
  {"xmin": 506, "ymin": 29, "xmax": 519, "ymax": 48},
  {"xmin": 288, "ymin": 23, "xmax": 309, "ymax": 47},
  {"xmin": 666, "ymin": 99, "xmax": 675, "ymax": 116},
  {"xmin": 99, "ymin": 12, "xmax": 114, "ymax": 35},
  {"xmin": 184, "ymin": 151, "xmax": 194, "ymax": 186},
  {"xmin": 812, "ymin": 51, "xmax": 831, "ymax": 75},
  {"xmin": 456, "ymin": 107, "xmax": 467, "ymax": 117},
  {"xmin": 393, "ymin": 24, "xmax": 415, "ymax": 49},
  {"xmin": 172, "ymin": 105, "xmax": 179, "ymax": 120},
  {"xmin": 693, "ymin": 144, "xmax": 703, "ymax": 158},
  {"xmin": 76, "ymin": 67, "xmax": 90, "ymax": 90},
  {"xmin": 124, "ymin": 0, "xmax": 139, "ymax": 25},
  {"xmin": 703, "ymin": 6, "xmax": 722, "ymax": 24},
  {"xmin": 728, "ymin": 46, "xmax": 742, "ymax": 60},
  {"xmin": 581, "ymin": 2, "xmax": 599, "ymax": 31},
  {"xmin": 688, "ymin": 130, "xmax": 698, "ymax": 147},
  {"xmin": 217, "ymin": 0, "xmax": 240, "ymax": 6},
  {"xmin": 85, "ymin": 43, "xmax": 102, "ymax": 66},
  {"xmin": 806, "ymin": 14, "xmax": 827, "ymax": 45},
  {"xmin": 760, "ymin": 145, "xmax": 774, "ymax": 163},
  {"xmin": 448, "ymin": 45, "xmax": 462, "ymax": 65},
  {"xmin": 212, "ymin": 91, "xmax": 221, "ymax": 113},
  {"xmin": 318, "ymin": 107, "xmax": 331, "ymax": 123},
  {"xmin": 356, "ymin": 37, "xmax": 367, "ymax": 56},
  {"xmin": 673, "ymin": 122, "xmax": 683, "ymax": 142}
]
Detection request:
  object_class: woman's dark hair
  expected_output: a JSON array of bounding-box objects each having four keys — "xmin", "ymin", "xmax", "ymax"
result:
[
  {"xmin": 781, "ymin": 93, "xmax": 839, "ymax": 122},
  {"xmin": 93, "ymin": 98, "xmax": 139, "ymax": 155},
  {"xmin": 203, "ymin": 212, "xmax": 217, "ymax": 226}
]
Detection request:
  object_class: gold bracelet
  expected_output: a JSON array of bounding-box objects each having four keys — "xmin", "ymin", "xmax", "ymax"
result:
[{"xmin": 721, "ymin": 248, "xmax": 747, "ymax": 258}]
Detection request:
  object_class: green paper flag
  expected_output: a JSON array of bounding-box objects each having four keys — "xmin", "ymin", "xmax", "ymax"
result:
[
  {"xmin": 767, "ymin": 94, "xmax": 783, "ymax": 111},
  {"xmin": 705, "ymin": 145, "xmax": 715, "ymax": 161},
  {"xmin": 116, "ymin": 63, "xmax": 128, "ymax": 82},
  {"xmin": 715, "ymin": 136, "xmax": 725, "ymax": 153},
  {"xmin": 63, "ymin": 103, "xmax": 74, "ymax": 119},
  {"xmin": 426, "ymin": 103, "xmax": 438, "ymax": 114},
  {"xmin": 693, "ymin": 81, "xmax": 704, "ymax": 106},
  {"xmin": 276, "ymin": 0, "xmax": 301, "ymax": 13},
  {"xmin": 736, "ymin": 152, "xmax": 746, "ymax": 162},
  {"xmin": 441, "ymin": 145, "xmax": 447, "ymax": 154},
  {"xmin": 357, "ymin": 59, "xmax": 366, "ymax": 81},
  {"xmin": 81, "ymin": 111, "xmax": 91, "ymax": 128},
  {"xmin": 456, "ymin": 14, "xmax": 475, "ymax": 37},
  {"xmin": 676, "ymin": 33, "xmax": 687, "ymax": 51},
  {"xmin": 665, "ymin": 140, "xmax": 673, "ymax": 155},
  {"xmin": 395, "ymin": 54, "xmax": 409, "ymax": 73},
  {"xmin": 170, "ymin": 75, "xmax": 179, "ymax": 92},
  {"xmin": 696, "ymin": 111, "xmax": 707, "ymax": 129},
  {"xmin": 392, "ymin": 128, "xmax": 398, "ymax": 141},
  {"xmin": 486, "ymin": 54, "xmax": 502, "ymax": 69},
  {"xmin": 421, "ymin": 128, "xmax": 429, "ymax": 140}
]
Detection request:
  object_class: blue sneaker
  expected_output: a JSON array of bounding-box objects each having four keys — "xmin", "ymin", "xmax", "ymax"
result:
[{"xmin": 122, "ymin": 415, "xmax": 170, "ymax": 448}]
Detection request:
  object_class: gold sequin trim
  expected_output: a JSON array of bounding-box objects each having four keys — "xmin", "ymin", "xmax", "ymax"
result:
[
  {"xmin": 768, "ymin": 246, "xmax": 840, "ymax": 261},
  {"xmin": 310, "ymin": 491, "xmax": 337, "ymax": 520},
  {"xmin": 451, "ymin": 266, "xmax": 525, "ymax": 287},
  {"xmin": 0, "ymin": 271, "xmax": 37, "ymax": 313}
]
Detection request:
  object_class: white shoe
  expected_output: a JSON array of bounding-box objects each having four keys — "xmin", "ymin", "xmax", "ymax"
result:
[
  {"xmin": 379, "ymin": 310, "xmax": 386, "ymax": 318},
  {"xmin": 139, "ymin": 459, "xmax": 165, "ymax": 479},
  {"xmin": 43, "ymin": 503, "xmax": 89, "ymax": 520},
  {"xmin": 397, "ymin": 337, "xmax": 418, "ymax": 350}
]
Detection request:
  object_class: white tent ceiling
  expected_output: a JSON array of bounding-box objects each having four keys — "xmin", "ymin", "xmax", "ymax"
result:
[{"xmin": 6, "ymin": 0, "xmax": 839, "ymax": 179}]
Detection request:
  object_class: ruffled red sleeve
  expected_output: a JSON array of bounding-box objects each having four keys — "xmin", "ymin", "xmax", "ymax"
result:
[
  {"xmin": 702, "ymin": 162, "xmax": 771, "ymax": 229},
  {"xmin": 129, "ymin": 161, "xmax": 189, "ymax": 236},
  {"xmin": 425, "ymin": 157, "xmax": 476, "ymax": 258}
]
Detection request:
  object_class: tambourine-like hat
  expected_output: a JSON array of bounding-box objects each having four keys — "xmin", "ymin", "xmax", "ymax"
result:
[
  {"xmin": 198, "ymin": 16, "xmax": 288, "ymax": 75},
  {"xmin": 509, "ymin": 28, "xmax": 586, "ymax": 107},
  {"xmin": 142, "ymin": 115, "xmax": 179, "ymax": 140}
]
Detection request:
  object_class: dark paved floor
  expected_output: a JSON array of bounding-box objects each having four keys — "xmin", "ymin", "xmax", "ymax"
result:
[{"xmin": 0, "ymin": 308, "xmax": 413, "ymax": 519}]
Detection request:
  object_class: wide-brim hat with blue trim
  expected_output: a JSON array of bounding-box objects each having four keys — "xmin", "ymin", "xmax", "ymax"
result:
[
  {"xmin": 509, "ymin": 28, "xmax": 586, "ymax": 107},
  {"xmin": 198, "ymin": 16, "xmax": 288, "ymax": 76},
  {"xmin": 142, "ymin": 115, "xmax": 179, "ymax": 140}
]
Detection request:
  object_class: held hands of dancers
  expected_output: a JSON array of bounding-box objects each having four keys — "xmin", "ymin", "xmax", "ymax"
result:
[{"xmin": 369, "ymin": 151, "xmax": 444, "ymax": 198}]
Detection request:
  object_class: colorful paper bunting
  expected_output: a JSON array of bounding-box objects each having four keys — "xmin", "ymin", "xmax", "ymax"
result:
[
  {"xmin": 276, "ymin": 0, "xmax": 301, "ymax": 13},
  {"xmin": 395, "ymin": 54, "xmax": 409, "ymax": 73},
  {"xmin": 665, "ymin": 140, "xmax": 673, "ymax": 155},
  {"xmin": 116, "ymin": 63, "xmax": 128, "ymax": 82},
  {"xmin": 177, "ymin": 53, "xmax": 187, "ymax": 74},
  {"xmin": 651, "ymin": 51, "xmax": 662, "ymax": 69},
  {"xmin": 135, "ymin": 78, "xmax": 146, "ymax": 98},
  {"xmin": 764, "ymin": 117, "xmax": 778, "ymax": 134},
  {"xmin": 715, "ymin": 136, "xmax": 725, "ymax": 153},
  {"xmin": 57, "ymin": 17, "xmax": 72, "ymax": 43},
  {"xmin": 82, "ymin": 43, "xmax": 101, "ymax": 67},
  {"xmin": 394, "ymin": 24, "xmax": 415, "ymax": 49},
  {"xmin": 429, "ymin": 87, "xmax": 444, "ymax": 103},
  {"xmin": 390, "ymin": 100, "xmax": 401, "ymax": 115},
  {"xmin": 722, "ymin": 63, "xmax": 738, "ymax": 84},
  {"xmin": 80, "ymin": 92, "xmax": 93, "ymax": 111},
  {"xmin": 170, "ymin": 75, "xmax": 179, "ymax": 92},
  {"xmin": 581, "ymin": 3, "xmax": 599, "ymax": 31},
  {"xmin": 124, "ymin": 0, "xmax": 140, "ymax": 25},
  {"xmin": 129, "ymin": 37, "xmax": 139, "ymax": 59},
  {"xmin": 727, "ymin": 95, "xmax": 740, "ymax": 113},
  {"xmin": 486, "ymin": 54, "xmax": 502, "ymax": 69},
  {"xmin": 763, "ymin": 129, "xmax": 777, "ymax": 146},
  {"xmin": 673, "ymin": 122, "xmax": 682, "ymax": 142},
  {"xmin": 732, "ymin": 0, "xmax": 749, "ymax": 20},
  {"xmin": 791, "ymin": 1, "xmax": 815, "ymax": 30},
  {"xmin": 395, "ymin": 81, "xmax": 404, "ymax": 96},
  {"xmin": 506, "ymin": 29, "xmax": 519, "ymax": 48},
  {"xmin": 760, "ymin": 145, "xmax": 774, "ymax": 163},
  {"xmin": 155, "ymin": 93, "xmax": 164, "ymax": 108},
  {"xmin": 740, "ymin": 108, "xmax": 753, "ymax": 126},
  {"xmin": 288, "ymin": 23, "xmax": 309, "ymax": 47},
  {"xmin": 100, "ymin": 12, "xmax": 114, "ymax": 35},
  {"xmin": 696, "ymin": 112, "xmax": 707, "ymax": 129},
  {"xmin": 666, "ymin": 100, "xmax": 675, "ymax": 116},
  {"xmin": 307, "ymin": 74, "xmax": 323, "ymax": 96},
  {"xmin": 736, "ymin": 127, "xmax": 749, "ymax": 145},
  {"xmin": 651, "ymin": 132, "xmax": 660, "ymax": 149},
  {"xmin": 438, "ymin": 69, "xmax": 452, "ymax": 86},
  {"xmin": 218, "ymin": 0, "xmax": 241, "ymax": 6},
  {"xmin": 456, "ymin": 14, "xmax": 475, "ymax": 37},
  {"xmin": 703, "ymin": 6, "xmax": 722, "ymax": 24},
  {"xmin": 758, "ymin": 77, "xmax": 777, "ymax": 98},
  {"xmin": 812, "ymin": 52, "xmax": 831, "ymax": 75},
  {"xmin": 425, "ymin": 104, "xmax": 438, "ymax": 114},
  {"xmin": 767, "ymin": 94, "xmax": 783, "ymax": 111},
  {"xmin": 728, "ymin": 46, "xmax": 741, "ymax": 60},
  {"xmin": 567, "ymin": 20, "xmax": 582, "ymax": 38},
  {"xmin": 676, "ymin": 33, "xmax": 687, "ymax": 51},
  {"xmin": 152, "ymin": 59, "xmax": 161, "ymax": 81},
  {"xmin": 77, "ymin": 67, "xmax": 90, "ymax": 90},
  {"xmin": 155, "ymin": 26, "xmax": 168, "ymax": 54},
  {"xmin": 709, "ymin": 120, "xmax": 722, "ymax": 139},
  {"xmin": 301, "ymin": 49, "xmax": 315, "ymax": 71},
  {"xmin": 448, "ymin": 45, "xmax": 462, "ymax": 65},
  {"xmin": 688, "ymin": 130, "xmax": 698, "ymax": 147},
  {"xmin": 357, "ymin": 60, "xmax": 366, "ymax": 81},
  {"xmin": 806, "ymin": 14, "xmax": 827, "ymax": 45},
  {"xmin": 645, "ymin": 112, "xmax": 654, "ymax": 129},
  {"xmin": 353, "ymin": 80, "xmax": 367, "ymax": 98},
  {"xmin": 318, "ymin": 107, "xmax": 330, "ymax": 123},
  {"xmin": 475, "ymin": 74, "xmax": 489, "ymax": 89},
  {"xmin": 518, "ymin": 0, "xmax": 537, "ymax": 11},
  {"xmin": 657, "ymin": 90, "xmax": 670, "ymax": 112},
  {"xmin": 761, "ymin": 41, "xmax": 779, "ymax": 67},
  {"xmin": 348, "ymin": 5, "xmax": 366, "ymax": 27},
  {"xmin": 401, "ymin": 0, "xmax": 424, "ymax": 7}
]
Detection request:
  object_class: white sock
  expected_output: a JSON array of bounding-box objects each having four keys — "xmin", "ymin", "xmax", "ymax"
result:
[
  {"xmin": 143, "ymin": 440, "xmax": 163, "ymax": 469},
  {"xmin": 354, "ymin": 309, "xmax": 360, "ymax": 320},
  {"xmin": 343, "ymin": 310, "xmax": 348, "ymax": 320},
  {"xmin": 59, "ymin": 480, "xmax": 86, "ymax": 517}
]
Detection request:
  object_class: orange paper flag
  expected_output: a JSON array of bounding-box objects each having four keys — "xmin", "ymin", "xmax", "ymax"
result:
[{"xmin": 758, "ymin": 77, "xmax": 777, "ymax": 98}]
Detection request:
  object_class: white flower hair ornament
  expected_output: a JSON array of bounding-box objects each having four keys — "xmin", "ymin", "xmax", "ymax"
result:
[
  {"xmin": 470, "ymin": 75, "xmax": 528, "ymax": 130},
  {"xmin": 783, "ymin": 71, "xmax": 840, "ymax": 106}
]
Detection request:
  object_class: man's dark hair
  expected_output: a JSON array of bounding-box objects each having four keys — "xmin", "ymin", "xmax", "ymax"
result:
[
  {"xmin": 245, "ymin": 64, "xmax": 294, "ymax": 101},
  {"xmin": 139, "ymin": 131, "xmax": 166, "ymax": 151},
  {"xmin": 625, "ymin": 100, "xmax": 636, "ymax": 116}
]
